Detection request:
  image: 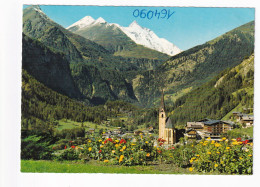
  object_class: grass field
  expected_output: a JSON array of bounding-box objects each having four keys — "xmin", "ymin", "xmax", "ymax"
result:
[
  {"xmin": 56, "ymin": 120, "xmax": 116, "ymax": 132},
  {"xmin": 21, "ymin": 160, "xmax": 213, "ymax": 174}
]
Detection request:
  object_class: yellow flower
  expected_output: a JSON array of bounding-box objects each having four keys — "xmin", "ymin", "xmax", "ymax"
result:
[
  {"xmin": 123, "ymin": 146, "xmax": 126, "ymax": 150},
  {"xmin": 203, "ymin": 143, "xmax": 207, "ymax": 146},
  {"xmin": 119, "ymin": 155, "xmax": 124, "ymax": 163},
  {"xmin": 239, "ymin": 157, "xmax": 243, "ymax": 160},
  {"xmin": 196, "ymin": 154, "xmax": 200, "ymax": 157},
  {"xmin": 211, "ymin": 140, "xmax": 215, "ymax": 144},
  {"xmin": 191, "ymin": 144, "xmax": 194, "ymax": 147},
  {"xmin": 215, "ymin": 143, "xmax": 221, "ymax": 147},
  {"xmin": 232, "ymin": 142, "xmax": 239, "ymax": 145},
  {"xmin": 214, "ymin": 164, "xmax": 218, "ymax": 167},
  {"xmin": 226, "ymin": 147, "xmax": 230, "ymax": 150},
  {"xmin": 222, "ymin": 137, "xmax": 226, "ymax": 141},
  {"xmin": 131, "ymin": 143, "xmax": 136, "ymax": 146},
  {"xmin": 112, "ymin": 150, "xmax": 115, "ymax": 153},
  {"xmin": 100, "ymin": 145, "xmax": 104, "ymax": 148},
  {"xmin": 115, "ymin": 140, "xmax": 119, "ymax": 143},
  {"xmin": 145, "ymin": 141, "xmax": 148, "ymax": 144},
  {"xmin": 207, "ymin": 152, "xmax": 211, "ymax": 155},
  {"xmin": 140, "ymin": 149, "xmax": 143, "ymax": 151},
  {"xmin": 207, "ymin": 137, "xmax": 211, "ymax": 140},
  {"xmin": 131, "ymin": 157, "xmax": 133, "ymax": 160},
  {"xmin": 115, "ymin": 144, "xmax": 119, "ymax": 148},
  {"xmin": 231, "ymin": 139, "xmax": 236, "ymax": 142},
  {"xmin": 88, "ymin": 147, "xmax": 92, "ymax": 151},
  {"xmin": 190, "ymin": 159, "xmax": 194, "ymax": 163},
  {"xmin": 98, "ymin": 139, "xmax": 102, "ymax": 142},
  {"xmin": 146, "ymin": 153, "xmax": 150, "ymax": 157},
  {"xmin": 104, "ymin": 160, "xmax": 109, "ymax": 163},
  {"xmin": 120, "ymin": 149, "xmax": 123, "ymax": 152},
  {"xmin": 216, "ymin": 152, "xmax": 220, "ymax": 154},
  {"xmin": 191, "ymin": 157, "xmax": 196, "ymax": 160},
  {"xmin": 189, "ymin": 167, "xmax": 194, "ymax": 172},
  {"xmin": 248, "ymin": 154, "xmax": 252, "ymax": 157},
  {"xmin": 102, "ymin": 141, "xmax": 104, "ymax": 144},
  {"xmin": 88, "ymin": 140, "xmax": 92, "ymax": 143}
]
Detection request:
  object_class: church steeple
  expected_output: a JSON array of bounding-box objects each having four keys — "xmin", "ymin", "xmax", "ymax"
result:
[{"xmin": 159, "ymin": 90, "xmax": 165, "ymax": 111}]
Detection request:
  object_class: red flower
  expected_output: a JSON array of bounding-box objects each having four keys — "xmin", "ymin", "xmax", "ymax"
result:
[
  {"xmin": 104, "ymin": 138, "xmax": 113, "ymax": 144},
  {"xmin": 172, "ymin": 147, "xmax": 175, "ymax": 149},
  {"xmin": 120, "ymin": 139, "xmax": 126, "ymax": 144},
  {"xmin": 159, "ymin": 142, "xmax": 163, "ymax": 146},
  {"xmin": 157, "ymin": 150, "xmax": 162, "ymax": 153},
  {"xmin": 243, "ymin": 140, "xmax": 249, "ymax": 145},
  {"xmin": 158, "ymin": 138, "xmax": 162, "ymax": 142},
  {"xmin": 99, "ymin": 150, "xmax": 102, "ymax": 153},
  {"xmin": 71, "ymin": 146, "xmax": 75, "ymax": 149},
  {"xmin": 108, "ymin": 138, "xmax": 112, "ymax": 142},
  {"xmin": 237, "ymin": 138, "xmax": 242, "ymax": 142},
  {"xmin": 64, "ymin": 146, "xmax": 67, "ymax": 149},
  {"xmin": 52, "ymin": 147, "xmax": 55, "ymax": 150}
]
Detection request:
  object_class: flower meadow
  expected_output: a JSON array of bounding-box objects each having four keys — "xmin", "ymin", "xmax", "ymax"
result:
[{"xmin": 53, "ymin": 135, "xmax": 253, "ymax": 174}]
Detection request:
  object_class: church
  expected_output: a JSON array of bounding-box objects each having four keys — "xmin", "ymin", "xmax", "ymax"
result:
[{"xmin": 158, "ymin": 91, "xmax": 176, "ymax": 145}]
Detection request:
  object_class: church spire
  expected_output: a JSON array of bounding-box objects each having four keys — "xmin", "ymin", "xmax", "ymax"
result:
[{"xmin": 160, "ymin": 89, "xmax": 165, "ymax": 110}]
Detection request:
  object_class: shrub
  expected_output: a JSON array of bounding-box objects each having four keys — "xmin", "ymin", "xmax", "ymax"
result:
[{"xmin": 21, "ymin": 135, "xmax": 53, "ymax": 160}]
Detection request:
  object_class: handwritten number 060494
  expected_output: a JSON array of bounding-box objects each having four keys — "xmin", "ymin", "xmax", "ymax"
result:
[{"xmin": 133, "ymin": 9, "xmax": 175, "ymax": 20}]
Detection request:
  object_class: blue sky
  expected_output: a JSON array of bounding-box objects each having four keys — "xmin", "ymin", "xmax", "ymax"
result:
[{"xmin": 24, "ymin": 5, "xmax": 254, "ymax": 50}]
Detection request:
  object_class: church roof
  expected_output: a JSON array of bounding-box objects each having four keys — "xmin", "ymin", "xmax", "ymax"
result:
[{"xmin": 165, "ymin": 117, "xmax": 173, "ymax": 128}]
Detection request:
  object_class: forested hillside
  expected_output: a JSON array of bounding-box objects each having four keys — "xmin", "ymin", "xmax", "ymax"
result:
[
  {"xmin": 167, "ymin": 53, "xmax": 254, "ymax": 126},
  {"xmin": 22, "ymin": 70, "xmax": 137, "ymax": 133},
  {"xmin": 132, "ymin": 21, "xmax": 254, "ymax": 107}
]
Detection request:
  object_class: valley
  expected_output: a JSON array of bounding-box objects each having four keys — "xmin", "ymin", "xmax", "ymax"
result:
[{"xmin": 21, "ymin": 5, "xmax": 255, "ymax": 175}]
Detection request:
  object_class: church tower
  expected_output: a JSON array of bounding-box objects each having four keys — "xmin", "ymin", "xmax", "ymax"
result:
[
  {"xmin": 159, "ymin": 90, "xmax": 166, "ymax": 139},
  {"xmin": 158, "ymin": 90, "xmax": 176, "ymax": 145}
]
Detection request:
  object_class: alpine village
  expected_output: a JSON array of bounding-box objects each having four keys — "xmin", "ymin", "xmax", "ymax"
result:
[{"xmin": 21, "ymin": 6, "xmax": 254, "ymax": 174}]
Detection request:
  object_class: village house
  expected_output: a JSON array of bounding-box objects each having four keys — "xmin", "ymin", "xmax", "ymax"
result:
[
  {"xmin": 241, "ymin": 115, "xmax": 254, "ymax": 128},
  {"xmin": 232, "ymin": 112, "xmax": 254, "ymax": 128},
  {"xmin": 185, "ymin": 119, "xmax": 233, "ymax": 140}
]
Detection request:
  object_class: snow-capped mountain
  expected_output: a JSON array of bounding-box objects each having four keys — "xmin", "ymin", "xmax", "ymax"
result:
[
  {"xmin": 120, "ymin": 21, "xmax": 182, "ymax": 56},
  {"xmin": 67, "ymin": 17, "xmax": 181, "ymax": 56}
]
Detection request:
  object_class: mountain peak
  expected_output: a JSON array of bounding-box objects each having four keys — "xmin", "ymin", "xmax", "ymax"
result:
[
  {"xmin": 129, "ymin": 20, "xmax": 141, "ymax": 28},
  {"xmin": 67, "ymin": 16, "xmax": 95, "ymax": 29},
  {"xmin": 95, "ymin": 17, "xmax": 106, "ymax": 24},
  {"xmin": 31, "ymin": 5, "xmax": 41, "ymax": 10}
]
